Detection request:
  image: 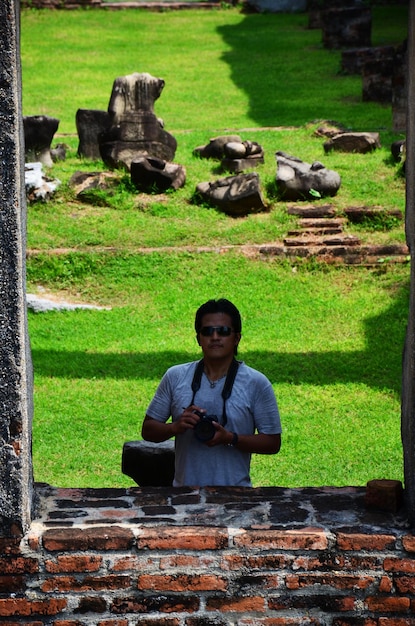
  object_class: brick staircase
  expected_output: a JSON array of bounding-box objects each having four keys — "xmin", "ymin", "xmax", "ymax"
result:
[{"xmin": 274, "ymin": 204, "xmax": 410, "ymax": 266}]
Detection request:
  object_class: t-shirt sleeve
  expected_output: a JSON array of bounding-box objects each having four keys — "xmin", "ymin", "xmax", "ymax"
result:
[
  {"xmin": 146, "ymin": 370, "xmax": 174, "ymax": 423},
  {"xmin": 253, "ymin": 374, "xmax": 282, "ymax": 435}
]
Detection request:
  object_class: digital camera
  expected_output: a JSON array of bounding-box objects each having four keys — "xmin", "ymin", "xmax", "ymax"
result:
[{"xmin": 193, "ymin": 410, "xmax": 218, "ymax": 442}]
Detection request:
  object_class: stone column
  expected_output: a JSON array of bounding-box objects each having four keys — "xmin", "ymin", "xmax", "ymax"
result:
[
  {"xmin": 0, "ymin": 0, "xmax": 34, "ymax": 536},
  {"xmin": 402, "ymin": 0, "xmax": 415, "ymax": 528}
]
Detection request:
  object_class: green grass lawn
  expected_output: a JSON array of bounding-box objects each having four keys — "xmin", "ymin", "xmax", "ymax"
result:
[{"xmin": 21, "ymin": 4, "xmax": 409, "ymax": 489}]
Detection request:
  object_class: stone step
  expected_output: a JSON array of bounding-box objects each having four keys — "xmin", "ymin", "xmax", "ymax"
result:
[
  {"xmin": 298, "ymin": 217, "xmax": 348, "ymax": 228},
  {"xmin": 287, "ymin": 204, "xmax": 336, "ymax": 218},
  {"xmin": 284, "ymin": 234, "xmax": 361, "ymax": 247},
  {"xmin": 287, "ymin": 226, "xmax": 344, "ymax": 236},
  {"xmin": 258, "ymin": 242, "xmax": 409, "ymax": 265}
]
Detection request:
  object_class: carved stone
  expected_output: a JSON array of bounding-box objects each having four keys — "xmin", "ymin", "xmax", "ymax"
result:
[
  {"xmin": 275, "ymin": 151, "xmax": 341, "ymax": 201},
  {"xmin": 222, "ymin": 140, "xmax": 264, "ymax": 173},
  {"xmin": 324, "ymin": 132, "xmax": 380, "ymax": 154},
  {"xmin": 76, "ymin": 109, "xmax": 110, "ymax": 160},
  {"xmin": 99, "ymin": 72, "xmax": 177, "ymax": 170},
  {"xmin": 23, "ymin": 115, "xmax": 60, "ymax": 167},
  {"xmin": 121, "ymin": 440, "xmax": 175, "ymax": 487},
  {"xmin": 322, "ymin": 7, "xmax": 372, "ymax": 49},
  {"xmin": 193, "ymin": 135, "xmax": 242, "ymax": 160},
  {"xmin": 195, "ymin": 172, "xmax": 266, "ymax": 216},
  {"xmin": 130, "ymin": 156, "xmax": 186, "ymax": 193}
]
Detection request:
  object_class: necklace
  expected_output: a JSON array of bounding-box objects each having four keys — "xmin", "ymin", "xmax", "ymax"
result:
[{"xmin": 204, "ymin": 371, "xmax": 227, "ymax": 389}]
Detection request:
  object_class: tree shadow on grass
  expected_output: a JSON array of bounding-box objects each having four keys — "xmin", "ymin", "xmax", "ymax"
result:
[
  {"xmin": 30, "ymin": 276, "xmax": 409, "ymax": 396},
  {"xmin": 216, "ymin": 14, "xmax": 338, "ymax": 128}
]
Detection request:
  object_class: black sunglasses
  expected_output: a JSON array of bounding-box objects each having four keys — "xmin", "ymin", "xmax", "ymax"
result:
[{"xmin": 200, "ymin": 326, "xmax": 234, "ymax": 337}]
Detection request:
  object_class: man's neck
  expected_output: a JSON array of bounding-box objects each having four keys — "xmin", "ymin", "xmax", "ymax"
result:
[{"xmin": 203, "ymin": 356, "xmax": 235, "ymax": 382}]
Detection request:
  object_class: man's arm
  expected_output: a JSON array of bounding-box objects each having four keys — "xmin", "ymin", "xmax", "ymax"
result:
[
  {"xmin": 142, "ymin": 407, "xmax": 202, "ymax": 443},
  {"xmin": 207, "ymin": 425, "xmax": 281, "ymax": 453}
]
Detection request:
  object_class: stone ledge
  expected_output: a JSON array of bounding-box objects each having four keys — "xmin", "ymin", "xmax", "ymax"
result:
[{"xmin": 33, "ymin": 483, "xmax": 409, "ymax": 533}]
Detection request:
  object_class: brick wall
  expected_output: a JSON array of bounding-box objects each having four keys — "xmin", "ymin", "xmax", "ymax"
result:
[{"xmin": 0, "ymin": 484, "xmax": 414, "ymax": 625}]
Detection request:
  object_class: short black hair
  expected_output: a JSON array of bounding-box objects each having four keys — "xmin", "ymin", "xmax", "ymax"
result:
[{"xmin": 194, "ymin": 298, "xmax": 242, "ymax": 334}]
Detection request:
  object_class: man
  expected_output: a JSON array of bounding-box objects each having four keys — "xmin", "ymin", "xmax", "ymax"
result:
[{"xmin": 142, "ymin": 298, "xmax": 282, "ymax": 487}]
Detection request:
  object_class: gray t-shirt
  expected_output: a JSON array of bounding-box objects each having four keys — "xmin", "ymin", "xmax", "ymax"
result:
[{"xmin": 146, "ymin": 360, "xmax": 282, "ymax": 487}]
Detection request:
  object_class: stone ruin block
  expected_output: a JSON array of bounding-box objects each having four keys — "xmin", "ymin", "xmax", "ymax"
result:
[
  {"xmin": 122, "ymin": 440, "xmax": 175, "ymax": 487},
  {"xmin": 99, "ymin": 72, "xmax": 177, "ymax": 170},
  {"xmin": 341, "ymin": 45, "xmax": 397, "ymax": 76},
  {"xmin": 322, "ymin": 6, "xmax": 372, "ymax": 49},
  {"xmin": 76, "ymin": 109, "xmax": 110, "ymax": 160},
  {"xmin": 23, "ymin": 115, "xmax": 60, "ymax": 167},
  {"xmin": 392, "ymin": 42, "xmax": 407, "ymax": 134}
]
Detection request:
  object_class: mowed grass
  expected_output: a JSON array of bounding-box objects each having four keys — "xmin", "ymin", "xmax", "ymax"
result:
[{"xmin": 21, "ymin": 5, "xmax": 409, "ymax": 488}]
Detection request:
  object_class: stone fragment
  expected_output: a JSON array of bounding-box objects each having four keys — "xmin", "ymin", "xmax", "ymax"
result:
[
  {"xmin": 322, "ymin": 6, "xmax": 372, "ymax": 49},
  {"xmin": 195, "ymin": 172, "xmax": 266, "ymax": 217},
  {"xmin": 50, "ymin": 143, "xmax": 68, "ymax": 162},
  {"xmin": 99, "ymin": 72, "xmax": 177, "ymax": 170},
  {"xmin": 76, "ymin": 109, "xmax": 110, "ymax": 160},
  {"xmin": 122, "ymin": 440, "xmax": 175, "ymax": 487},
  {"xmin": 23, "ymin": 115, "xmax": 60, "ymax": 167},
  {"xmin": 25, "ymin": 162, "xmax": 61, "ymax": 202},
  {"xmin": 275, "ymin": 152, "xmax": 341, "ymax": 201},
  {"xmin": 324, "ymin": 132, "xmax": 380, "ymax": 154},
  {"xmin": 68, "ymin": 170, "xmax": 120, "ymax": 202},
  {"xmin": 193, "ymin": 135, "xmax": 242, "ymax": 159},
  {"xmin": 245, "ymin": 0, "xmax": 306, "ymax": 12},
  {"xmin": 130, "ymin": 156, "xmax": 186, "ymax": 193},
  {"xmin": 365, "ymin": 479, "xmax": 404, "ymax": 513},
  {"xmin": 222, "ymin": 140, "xmax": 264, "ymax": 173}
]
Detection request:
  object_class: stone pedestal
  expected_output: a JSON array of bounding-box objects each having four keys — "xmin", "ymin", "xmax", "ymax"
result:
[
  {"xmin": 322, "ymin": 7, "xmax": 372, "ymax": 49},
  {"xmin": 122, "ymin": 440, "xmax": 175, "ymax": 487},
  {"xmin": 23, "ymin": 115, "xmax": 60, "ymax": 167},
  {"xmin": 76, "ymin": 109, "xmax": 110, "ymax": 160},
  {"xmin": 99, "ymin": 72, "xmax": 177, "ymax": 170}
]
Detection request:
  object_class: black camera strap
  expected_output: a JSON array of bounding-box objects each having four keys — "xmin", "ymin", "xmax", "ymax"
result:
[{"xmin": 189, "ymin": 358, "xmax": 239, "ymax": 426}]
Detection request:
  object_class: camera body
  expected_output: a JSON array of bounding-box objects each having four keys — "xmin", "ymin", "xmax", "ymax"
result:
[{"xmin": 193, "ymin": 410, "xmax": 218, "ymax": 442}]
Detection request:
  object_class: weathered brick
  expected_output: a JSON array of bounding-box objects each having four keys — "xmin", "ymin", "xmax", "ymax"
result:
[
  {"xmin": 337, "ymin": 533, "xmax": 396, "ymax": 551},
  {"xmin": 137, "ymin": 574, "xmax": 227, "ymax": 592},
  {"xmin": 402, "ymin": 535, "xmax": 415, "ymax": 552},
  {"xmin": 234, "ymin": 528, "xmax": 328, "ymax": 550},
  {"xmin": 379, "ymin": 575, "xmax": 393, "ymax": 592},
  {"xmin": 112, "ymin": 555, "xmax": 143, "ymax": 571},
  {"xmin": 0, "ymin": 622, "xmax": 43, "ymax": 626},
  {"xmin": 384, "ymin": 557, "xmax": 415, "ymax": 573},
  {"xmin": 45, "ymin": 555, "xmax": 103, "ymax": 573},
  {"xmin": 111, "ymin": 594, "xmax": 200, "ymax": 614},
  {"xmin": 76, "ymin": 596, "xmax": 107, "ymax": 613},
  {"xmin": 0, "ymin": 556, "xmax": 38, "ymax": 574},
  {"xmin": 41, "ymin": 574, "xmax": 131, "ymax": 593},
  {"xmin": 96, "ymin": 620, "xmax": 129, "ymax": 626},
  {"xmin": 132, "ymin": 617, "xmax": 180, "ymax": 626},
  {"xmin": 160, "ymin": 554, "xmax": 219, "ymax": 570},
  {"xmin": 239, "ymin": 619, "xmax": 322, "ymax": 625},
  {"xmin": 366, "ymin": 596, "xmax": 411, "ymax": 612},
  {"xmin": 42, "ymin": 527, "xmax": 135, "ymax": 551},
  {"xmin": 333, "ymin": 615, "xmax": 378, "ymax": 626},
  {"xmin": 286, "ymin": 573, "xmax": 375, "ymax": 590},
  {"xmin": 0, "ymin": 575, "xmax": 25, "ymax": 593},
  {"xmin": 0, "ymin": 539, "xmax": 21, "ymax": 556},
  {"xmin": 394, "ymin": 575, "xmax": 415, "ymax": 593},
  {"xmin": 378, "ymin": 617, "xmax": 415, "ymax": 626},
  {"xmin": 268, "ymin": 595, "xmax": 356, "ymax": 612},
  {"xmin": 0, "ymin": 598, "xmax": 67, "ymax": 617},
  {"xmin": 222, "ymin": 554, "xmax": 291, "ymax": 571},
  {"xmin": 206, "ymin": 596, "xmax": 265, "ymax": 612},
  {"xmin": 137, "ymin": 527, "xmax": 228, "ymax": 550}
]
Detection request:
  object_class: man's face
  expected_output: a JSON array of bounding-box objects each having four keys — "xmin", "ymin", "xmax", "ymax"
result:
[{"xmin": 197, "ymin": 312, "xmax": 241, "ymax": 360}]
